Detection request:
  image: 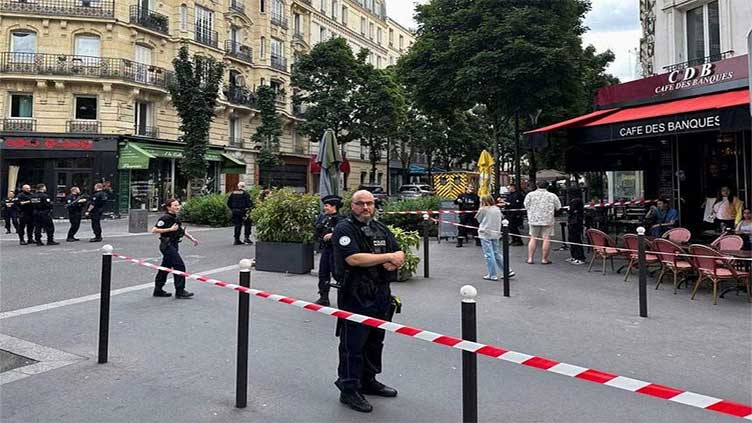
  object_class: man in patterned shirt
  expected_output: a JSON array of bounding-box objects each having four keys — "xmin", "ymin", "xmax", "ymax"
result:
[{"xmin": 523, "ymin": 180, "xmax": 561, "ymax": 264}]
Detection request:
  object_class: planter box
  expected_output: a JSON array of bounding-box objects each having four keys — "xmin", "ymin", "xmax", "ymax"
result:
[{"xmin": 255, "ymin": 241, "xmax": 314, "ymax": 274}]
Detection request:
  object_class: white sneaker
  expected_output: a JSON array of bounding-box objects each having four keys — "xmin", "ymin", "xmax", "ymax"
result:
[
  {"xmin": 571, "ymin": 260, "xmax": 586, "ymax": 265},
  {"xmin": 565, "ymin": 257, "xmax": 575, "ymax": 263},
  {"xmin": 483, "ymin": 275, "xmax": 499, "ymax": 281}
]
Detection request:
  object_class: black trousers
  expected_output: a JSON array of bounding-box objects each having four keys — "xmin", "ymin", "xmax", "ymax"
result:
[
  {"xmin": 90, "ymin": 210, "xmax": 102, "ymax": 238},
  {"xmin": 19, "ymin": 214, "xmax": 34, "ymax": 242},
  {"xmin": 568, "ymin": 222, "xmax": 586, "ymax": 261},
  {"xmin": 155, "ymin": 244, "xmax": 186, "ymax": 292},
  {"xmin": 318, "ymin": 246, "xmax": 334, "ymax": 294},
  {"xmin": 457, "ymin": 215, "xmax": 478, "ymax": 239},
  {"xmin": 4, "ymin": 215, "xmax": 18, "ymax": 233},
  {"xmin": 67, "ymin": 213, "xmax": 81, "ymax": 239},
  {"xmin": 336, "ymin": 319, "xmax": 386, "ymax": 391},
  {"xmin": 231, "ymin": 209, "xmax": 252, "ymax": 240},
  {"xmin": 33, "ymin": 212, "xmax": 54, "ymax": 242},
  {"xmin": 508, "ymin": 215, "xmax": 524, "ymax": 244}
]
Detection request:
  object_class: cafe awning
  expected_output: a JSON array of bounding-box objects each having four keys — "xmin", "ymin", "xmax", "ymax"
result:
[
  {"xmin": 221, "ymin": 153, "xmax": 246, "ymax": 174},
  {"xmin": 118, "ymin": 141, "xmax": 242, "ymax": 172},
  {"xmin": 525, "ymin": 108, "xmax": 619, "ymax": 134}
]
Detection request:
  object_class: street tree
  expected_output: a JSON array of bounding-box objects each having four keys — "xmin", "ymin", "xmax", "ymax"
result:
[{"xmin": 252, "ymin": 85, "xmax": 283, "ymax": 187}]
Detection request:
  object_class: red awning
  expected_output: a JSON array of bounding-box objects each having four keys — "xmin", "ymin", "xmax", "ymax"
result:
[
  {"xmin": 583, "ymin": 89, "xmax": 749, "ymax": 127},
  {"xmin": 309, "ymin": 155, "xmax": 350, "ymax": 174},
  {"xmin": 524, "ymin": 108, "xmax": 619, "ymax": 134}
]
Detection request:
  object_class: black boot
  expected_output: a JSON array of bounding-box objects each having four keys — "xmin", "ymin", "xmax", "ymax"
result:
[
  {"xmin": 361, "ymin": 379, "xmax": 398, "ymax": 397},
  {"xmin": 456, "ymin": 237, "xmax": 464, "ymax": 248},
  {"xmin": 153, "ymin": 289, "xmax": 171, "ymax": 297},
  {"xmin": 20, "ymin": 240, "xmax": 27, "ymax": 245},
  {"xmin": 243, "ymin": 238, "xmax": 253, "ymax": 245},
  {"xmin": 315, "ymin": 293, "xmax": 330, "ymax": 306},
  {"xmin": 234, "ymin": 239, "xmax": 244, "ymax": 245},
  {"xmin": 175, "ymin": 289, "xmax": 194, "ymax": 299},
  {"xmin": 47, "ymin": 240, "xmax": 60, "ymax": 246},
  {"xmin": 339, "ymin": 390, "xmax": 373, "ymax": 413},
  {"xmin": 35, "ymin": 240, "xmax": 44, "ymax": 246}
]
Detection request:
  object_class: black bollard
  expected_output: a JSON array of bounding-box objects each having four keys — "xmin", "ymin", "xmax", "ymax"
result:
[
  {"xmin": 502, "ymin": 220, "xmax": 510, "ymax": 297},
  {"xmin": 98, "ymin": 245, "xmax": 113, "ymax": 364},
  {"xmin": 461, "ymin": 285, "xmax": 478, "ymax": 423},
  {"xmin": 558, "ymin": 221, "xmax": 569, "ymax": 251},
  {"xmin": 637, "ymin": 227, "xmax": 648, "ymax": 318},
  {"xmin": 423, "ymin": 214, "xmax": 430, "ymax": 279},
  {"xmin": 236, "ymin": 259, "xmax": 253, "ymax": 408}
]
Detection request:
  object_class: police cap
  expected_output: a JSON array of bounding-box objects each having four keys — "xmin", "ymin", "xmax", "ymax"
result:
[{"xmin": 321, "ymin": 195, "xmax": 342, "ymax": 207}]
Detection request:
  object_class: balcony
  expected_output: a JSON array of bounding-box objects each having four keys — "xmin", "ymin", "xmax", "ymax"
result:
[
  {"xmin": 2, "ymin": 118, "xmax": 36, "ymax": 132},
  {"xmin": 293, "ymin": 31, "xmax": 305, "ymax": 42},
  {"xmin": 195, "ymin": 25, "xmax": 219, "ymax": 48},
  {"xmin": 662, "ymin": 50, "xmax": 735, "ymax": 72},
  {"xmin": 225, "ymin": 40, "xmax": 253, "ymax": 63},
  {"xmin": 271, "ymin": 13, "xmax": 288, "ymax": 29},
  {"xmin": 134, "ymin": 125, "xmax": 159, "ymax": 138},
  {"xmin": 129, "ymin": 6, "xmax": 169, "ymax": 35},
  {"xmin": 228, "ymin": 137, "xmax": 243, "ymax": 147},
  {"xmin": 224, "ymin": 85, "xmax": 257, "ymax": 108},
  {"xmin": 67, "ymin": 120, "xmax": 100, "ymax": 134},
  {"xmin": 0, "ymin": 52, "xmax": 174, "ymax": 90},
  {"xmin": 274, "ymin": 94, "xmax": 286, "ymax": 109},
  {"xmin": 0, "ymin": 0, "xmax": 115, "ymax": 18},
  {"xmin": 229, "ymin": 0, "xmax": 244, "ymax": 13},
  {"xmin": 270, "ymin": 55, "xmax": 287, "ymax": 72}
]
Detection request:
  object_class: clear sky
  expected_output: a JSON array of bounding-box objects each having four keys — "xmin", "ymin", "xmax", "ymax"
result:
[{"xmin": 386, "ymin": 0, "xmax": 641, "ymax": 82}]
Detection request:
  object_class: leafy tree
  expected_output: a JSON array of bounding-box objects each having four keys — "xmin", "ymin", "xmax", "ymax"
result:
[
  {"xmin": 169, "ymin": 45, "xmax": 224, "ymax": 197},
  {"xmin": 252, "ymin": 85, "xmax": 283, "ymax": 186}
]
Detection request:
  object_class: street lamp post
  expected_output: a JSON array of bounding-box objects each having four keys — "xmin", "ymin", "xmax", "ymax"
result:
[{"xmin": 527, "ymin": 109, "xmax": 542, "ymax": 189}]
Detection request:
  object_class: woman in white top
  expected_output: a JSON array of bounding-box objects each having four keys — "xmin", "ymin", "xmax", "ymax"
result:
[
  {"xmin": 735, "ymin": 208, "xmax": 752, "ymax": 250},
  {"xmin": 475, "ymin": 195, "xmax": 515, "ymax": 281}
]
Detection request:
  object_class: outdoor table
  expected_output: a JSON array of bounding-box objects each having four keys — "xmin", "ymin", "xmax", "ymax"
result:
[{"xmin": 718, "ymin": 250, "xmax": 752, "ymax": 299}]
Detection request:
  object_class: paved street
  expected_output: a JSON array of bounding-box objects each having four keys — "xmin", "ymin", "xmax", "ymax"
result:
[{"xmin": 1, "ymin": 218, "xmax": 750, "ymax": 422}]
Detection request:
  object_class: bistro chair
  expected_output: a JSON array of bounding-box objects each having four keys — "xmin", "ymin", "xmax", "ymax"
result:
[
  {"xmin": 709, "ymin": 234, "xmax": 729, "ymax": 248},
  {"xmin": 653, "ymin": 238, "xmax": 694, "ymax": 294},
  {"xmin": 621, "ymin": 234, "xmax": 660, "ymax": 282},
  {"xmin": 585, "ymin": 228, "xmax": 620, "ymax": 275},
  {"xmin": 715, "ymin": 235, "xmax": 744, "ymax": 252},
  {"xmin": 688, "ymin": 244, "xmax": 751, "ymax": 305},
  {"xmin": 662, "ymin": 227, "xmax": 691, "ymax": 244}
]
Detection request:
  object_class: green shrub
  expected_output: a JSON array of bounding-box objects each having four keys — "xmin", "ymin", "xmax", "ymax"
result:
[
  {"xmin": 388, "ymin": 225, "xmax": 421, "ymax": 281},
  {"xmin": 251, "ymin": 188, "xmax": 320, "ymax": 243},
  {"xmin": 181, "ymin": 193, "xmax": 232, "ymax": 227},
  {"xmin": 380, "ymin": 196, "xmax": 441, "ymax": 235}
]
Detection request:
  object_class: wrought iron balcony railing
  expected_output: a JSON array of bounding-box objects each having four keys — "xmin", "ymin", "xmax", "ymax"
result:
[
  {"xmin": 271, "ymin": 13, "xmax": 288, "ymax": 29},
  {"xmin": 194, "ymin": 25, "xmax": 219, "ymax": 48},
  {"xmin": 2, "ymin": 118, "xmax": 36, "ymax": 132},
  {"xmin": 225, "ymin": 40, "xmax": 253, "ymax": 63},
  {"xmin": 224, "ymin": 85, "xmax": 257, "ymax": 108},
  {"xmin": 270, "ymin": 55, "xmax": 287, "ymax": 72},
  {"xmin": 229, "ymin": 0, "xmax": 244, "ymax": 13},
  {"xmin": 0, "ymin": 0, "xmax": 115, "ymax": 18},
  {"xmin": 0, "ymin": 52, "xmax": 174, "ymax": 89},
  {"xmin": 228, "ymin": 137, "xmax": 243, "ymax": 147},
  {"xmin": 663, "ymin": 50, "xmax": 735, "ymax": 72},
  {"xmin": 292, "ymin": 32, "xmax": 305, "ymax": 42},
  {"xmin": 129, "ymin": 6, "xmax": 169, "ymax": 35},
  {"xmin": 67, "ymin": 120, "xmax": 100, "ymax": 134},
  {"xmin": 134, "ymin": 125, "xmax": 159, "ymax": 138}
]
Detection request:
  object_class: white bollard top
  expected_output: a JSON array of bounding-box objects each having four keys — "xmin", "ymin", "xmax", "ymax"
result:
[
  {"xmin": 239, "ymin": 258, "xmax": 253, "ymax": 271},
  {"xmin": 502, "ymin": 219, "xmax": 509, "ymax": 227},
  {"xmin": 422, "ymin": 213, "xmax": 429, "ymax": 221},
  {"xmin": 460, "ymin": 285, "xmax": 477, "ymax": 302},
  {"xmin": 102, "ymin": 244, "xmax": 113, "ymax": 255},
  {"xmin": 637, "ymin": 226, "xmax": 646, "ymax": 236}
]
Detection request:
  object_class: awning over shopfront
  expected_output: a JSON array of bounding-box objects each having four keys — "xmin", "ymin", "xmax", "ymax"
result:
[
  {"xmin": 525, "ymin": 108, "xmax": 618, "ymax": 134},
  {"xmin": 221, "ymin": 153, "xmax": 246, "ymax": 174},
  {"xmin": 118, "ymin": 141, "xmax": 245, "ymax": 173}
]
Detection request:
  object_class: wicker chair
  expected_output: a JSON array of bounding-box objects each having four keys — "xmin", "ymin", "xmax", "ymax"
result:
[
  {"xmin": 653, "ymin": 238, "xmax": 694, "ymax": 294},
  {"xmin": 688, "ymin": 244, "xmax": 751, "ymax": 305},
  {"xmin": 621, "ymin": 234, "xmax": 660, "ymax": 282},
  {"xmin": 586, "ymin": 228, "xmax": 620, "ymax": 275},
  {"xmin": 662, "ymin": 227, "xmax": 691, "ymax": 244}
]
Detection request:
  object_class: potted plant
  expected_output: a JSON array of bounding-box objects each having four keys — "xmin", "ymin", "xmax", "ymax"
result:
[
  {"xmin": 387, "ymin": 225, "xmax": 421, "ymax": 282},
  {"xmin": 251, "ymin": 188, "xmax": 319, "ymax": 274}
]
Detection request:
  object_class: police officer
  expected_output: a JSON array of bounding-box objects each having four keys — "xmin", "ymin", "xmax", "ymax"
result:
[
  {"xmin": 86, "ymin": 183, "xmax": 106, "ymax": 242},
  {"xmin": 314, "ymin": 194, "xmax": 344, "ymax": 306},
  {"xmin": 332, "ymin": 190, "xmax": 405, "ymax": 413},
  {"xmin": 454, "ymin": 184, "xmax": 480, "ymax": 247},
  {"xmin": 151, "ymin": 198, "xmax": 199, "ymax": 298},
  {"xmin": 31, "ymin": 184, "xmax": 58, "ymax": 246},
  {"xmin": 2, "ymin": 191, "xmax": 19, "ymax": 235},
  {"xmin": 65, "ymin": 186, "xmax": 87, "ymax": 242},
  {"xmin": 505, "ymin": 184, "xmax": 525, "ymax": 246},
  {"xmin": 227, "ymin": 182, "xmax": 254, "ymax": 245},
  {"xmin": 16, "ymin": 184, "xmax": 35, "ymax": 245}
]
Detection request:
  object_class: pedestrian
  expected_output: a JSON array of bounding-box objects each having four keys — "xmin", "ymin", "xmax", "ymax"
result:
[
  {"xmin": 523, "ymin": 180, "xmax": 561, "ymax": 264},
  {"xmin": 504, "ymin": 184, "xmax": 525, "ymax": 246},
  {"xmin": 31, "ymin": 184, "xmax": 58, "ymax": 246},
  {"xmin": 227, "ymin": 182, "xmax": 254, "ymax": 245},
  {"xmin": 476, "ymin": 195, "xmax": 515, "ymax": 280},
  {"xmin": 2, "ymin": 191, "xmax": 19, "ymax": 235},
  {"xmin": 332, "ymin": 190, "xmax": 405, "ymax": 413},
  {"xmin": 151, "ymin": 198, "xmax": 199, "ymax": 299},
  {"xmin": 454, "ymin": 184, "xmax": 480, "ymax": 247},
  {"xmin": 314, "ymin": 194, "xmax": 344, "ymax": 306},
  {"xmin": 86, "ymin": 183, "xmax": 106, "ymax": 242},
  {"xmin": 65, "ymin": 186, "xmax": 88, "ymax": 242},
  {"xmin": 16, "ymin": 184, "xmax": 35, "ymax": 245},
  {"xmin": 565, "ymin": 187, "xmax": 587, "ymax": 265}
]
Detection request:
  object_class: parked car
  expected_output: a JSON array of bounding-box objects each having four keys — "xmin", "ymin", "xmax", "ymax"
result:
[{"xmin": 398, "ymin": 184, "xmax": 434, "ymax": 200}]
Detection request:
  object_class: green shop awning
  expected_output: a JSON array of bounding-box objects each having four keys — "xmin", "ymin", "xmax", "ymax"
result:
[
  {"xmin": 221, "ymin": 153, "xmax": 246, "ymax": 174},
  {"xmin": 118, "ymin": 142, "xmax": 232, "ymax": 170},
  {"xmin": 118, "ymin": 142, "xmax": 155, "ymax": 170}
]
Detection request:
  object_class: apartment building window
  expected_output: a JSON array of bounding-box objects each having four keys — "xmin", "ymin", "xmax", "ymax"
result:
[
  {"xmin": 686, "ymin": 1, "xmax": 720, "ymax": 64},
  {"xmin": 74, "ymin": 96, "xmax": 97, "ymax": 120},
  {"xmin": 134, "ymin": 44, "xmax": 153, "ymax": 83},
  {"xmin": 10, "ymin": 31, "xmax": 36, "ymax": 54},
  {"xmin": 10, "ymin": 94, "xmax": 33, "ymax": 118},
  {"xmin": 260, "ymin": 0, "xmax": 265, "ymax": 13},
  {"xmin": 271, "ymin": 38, "xmax": 284, "ymax": 59},
  {"xmin": 319, "ymin": 26, "xmax": 327, "ymax": 41},
  {"xmin": 389, "ymin": 28, "xmax": 393, "ymax": 45},
  {"xmin": 271, "ymin": 0, "xmax": 284, "ymax": 21},
  {"xmin": 294, "ymin": 13, "xmax": 301, "ymax": 34},
  {"xmin": 319, "ymin": 0, "xmax": 325, "ymax": 13},
  {"xmin": 389, "ymin": 56, "xmax": 394, "ymax": 65},
  {"xmin": 74, "ymin": 35, "xmax": 101, "ymax": 57},
  {"xmin": 342, "ymin": 6, "xmax": 347, "ymax": 26},
  {"xmin": 331, "ymin": 0, "xmax": 337, "ymax": 20},
  {"xmin": 377, "ymin": 27, "xmax": 382, "ymax": 44},
  {"xmin": 229, "ymin": 117, "xmax": 241, "ymax": 145},
  {"xmin": 369, "ymin": 22, "xmax": 374, "ymax": 39},
  {"xmin": 399, "ymin": 35, "xmax": 404, "ymax": 50},
  {"xmin": 135, "ymin": 101, "xmax": 153, "ymax": 136},
  {"xmin": 260, "ymin": 36, "xmax": 266, "ymax": 57},
  {"xmin": 376, "ymin": 55, "xmax": 381, "ymax": 68},
  {"xmin": 360, "ymin": 17, "xmax": 366, "ymax": 35},
  {"xmin": 179, "ymin": 4, "xmax": 188, "ymax": 30}
]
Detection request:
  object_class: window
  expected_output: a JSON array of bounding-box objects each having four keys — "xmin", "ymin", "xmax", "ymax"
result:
[
  {"xmin": 74, "ymin": 35, "xmax": 101, "ymax": 57},
  {"xmin": 195, "ymin": 5, "xmax": 214, "ymax": 40},
  {"xmin": 229, "ymin": 117, "xmax": 240, "ymax": 144},
  {"xmin": 74, "ymin": 96, "xmax": 97, "ymax": 120},
  {"xmin": 360, "ymin": 17, "xmax": 366, "ymax": 35},
  {"xmin": 260, "ymin": 0, "xmax": 265, "ymax": 13},
  {"xmin": 342, "ymin": 6, "xmax": 347, "ymax": 25},
  {"xmin": 319, "ymin": 26, "xmax": 327, "ymax": 42},
  {"xmin": 135, "ymin": 101, "xmax": 153, "ymax": 135},
  {"xmin": 377, "ymin": 27, "xmax": 382, "ymax": 44},
  {"xmin": 376, "ymin": 55, "xmax": 381, "ymax": 68},
  {"xmin": 260, "ymin": 36, "xmax": 266, "ymax": 57},
  {"xmin": 686, "ymin": 0, "xmax": 720, "ymax": 64},
  {"xmin": 134, "ymin": 44, "xmax": 153, "ymax": 83},
  {"xmin": 331, "ymin": 0, "xmax": 337, "ymax": 19},
  {"xmin": 294, "ymin": 13, "xmax": 301, "ymax": 34},
  {"xmin": 10, "ymin": 31, "xmax": 36, "ymax": 54},
  {"xmin": 271, "ymin": 0, "xmax": 283, "ymax": 20},
  {"xmin": 10, "ymin": 94, "xmax": 33, "ymax": 118},
  {"xmin": 320, "ymin": 0, "xmax": 325, "ymax": 13},
  {"xmin": 179, "ymin": 4, "xmax": 187, "ymax": 30},
  {"xmin": 369, "ymin": 22, "xmax": 374, "ymax": 39},
  {"xmin": 389, "ymin": 28, "xmax": 393, "ymax": 45},
  {"xmin": 399, "ymin": 35, "xmax": 404, "ymax": 50},
  {"xmin": 271, "ymin": 38, "xmax": 283, "ymax": 58}
]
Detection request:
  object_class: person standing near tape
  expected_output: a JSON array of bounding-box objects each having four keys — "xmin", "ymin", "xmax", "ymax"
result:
[
  {"xmin": 31, "ymin": 184, "xmax": 58, "ymax": 246},
  {"xmin": 332, "ymin": 190, "xmax": 405, "ymax": 413},
  {"xmin": 314, "ymin": 194, "xmax": 343, "ymax": 306},
  {"xmin": 86, "ymin": 183, "xmax": 106, "ymax": 242},
  {"xmin": 65, "ymin": 186, "xmax": 87, "ymax": 242},
  {"xmin": 151, "ymin": 198, "xmax": 199, "ymax": 299},
  {"xmin": 16, "ymin": 184, "xmax": 35, "ymax": 245},
  {"xmin": 504, "ymin": 184, "xmax": 525, "ymax": 246},
  {"xmin": 227, "ymin": 182, "xmax": 254, "ymax": 245},
  {"xmin": 454, "ymin": 184, "xmax": 480, "ymax": 247},
  {"xmin": 2, "ymin": 191, "xmax": 19, "ymax": 235}
]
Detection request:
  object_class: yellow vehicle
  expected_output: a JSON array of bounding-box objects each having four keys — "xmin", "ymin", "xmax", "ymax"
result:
[{"xmin": 432, "ymin": 171, "xmax": 480, "ymax": 199}]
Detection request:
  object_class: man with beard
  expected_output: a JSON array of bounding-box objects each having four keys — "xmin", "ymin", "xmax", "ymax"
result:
[{"xmin": 16, "ymin": 184, "xmax": 35, "ymax": 245}]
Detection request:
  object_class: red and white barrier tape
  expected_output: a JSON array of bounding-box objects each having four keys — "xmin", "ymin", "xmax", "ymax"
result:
[
  {"xmin": 110, "ymin": 251, "xmax": 752, "ymax": 419},
  {"xmin": 381, "ymin": 200, "xmax": 656, "ymax": 215}
]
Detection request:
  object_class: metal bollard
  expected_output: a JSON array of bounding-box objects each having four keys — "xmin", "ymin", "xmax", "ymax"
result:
[
  {"xmin": 423, "ymin": 213, "xmax": 430, "ymax": 279},
  {"xmin": 98, "ymin": 244, "xmax": 113, "ymax": 364},
  {"xmin": 501, "ymin": 219, "xmax": 510, "ymax": 297},
  {"xmin": 460, "ymin": 285, "xmax": 478, "ymax": 423},
  {"xmin": 236, "ymin": 258, "xmax": 253, "ymax": 408},
  {"xmin": 557, "ymin": 221, "xmax": 569, "ymax": 251},
  {"xmin": 637, "ymin": 227, "xmax": 648, "ymax": 318}
]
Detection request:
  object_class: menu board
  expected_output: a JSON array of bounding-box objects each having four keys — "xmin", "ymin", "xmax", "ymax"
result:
[
  {"xmin": 439, "ymin": 200, "xmax": 459, "ymax": 239},
  {"xmin": 657, "ymin": 149, "xmax": 674, "ymax": 201}
]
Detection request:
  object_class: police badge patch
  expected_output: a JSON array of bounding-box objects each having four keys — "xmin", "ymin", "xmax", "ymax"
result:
[
  {"xmin": 157, "ymin": 220, "xmax": 165, "ymax": 227},
  {"xmin": 339, "ymin": 236, "xmax": 351, "ymax": 246}
]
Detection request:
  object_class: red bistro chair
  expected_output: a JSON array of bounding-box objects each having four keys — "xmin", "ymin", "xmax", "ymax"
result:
[
  {"xmin": 653, "ymin": 238, "xmax": 694, "ymax": 294},
  {"xmin": 688, "ymin": 244, "xmax": 751, "ymax": 305},
  {"xmin": 621, "ymin": 234, "xmax": 660, "ymax": 282},
  {"xmin": 662, "ymin": 227, "xmax": 691, "ymax": 244},
  {"xmin": 715, "ymin": 235, "xmax": 744, "ymax": 252},
  {"xmin": 586, "ymin": 228, "xmax": 620, "ymax": 275}
]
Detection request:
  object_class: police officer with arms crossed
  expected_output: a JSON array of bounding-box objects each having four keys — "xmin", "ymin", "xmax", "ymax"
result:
[
  {"xmin": 86, "ymin": 183, "xmax": 106, "ymax": 242},
  {"xmin": 314, "ymin": 194, "xmax": 344, "ymax": 306},
  {"xmin": 227, "ymin": 182, "xmax": 254, "ymax": 245},
  {"xmin": 151, "ymin": 198, "xmax": 199, "ymax": 298},
  {"xmin": 2, "ymin": 191, "xmax": 19, "ymax": 235},
  {"xmin": 65, "ymin": 186, "xmax": 87, "ymax": 242},
  {"xmin": 332, "ymin": 190, "xmax": 405, "ymax": 413},
  {"xmin": 16, "ymin": 184, "xmax": 34, "ymax": 245},
  {"xmin": 31, "ymin": 184, "xmax": 58, "ymax": 246},
  {"xmin": 454, "ymin": 184, "xmax": 481, "ymax": 247}
]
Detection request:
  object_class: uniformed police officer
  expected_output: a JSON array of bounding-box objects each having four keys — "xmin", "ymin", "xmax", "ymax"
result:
[
  {"xmin": 2, "ymin": 191, "xmax": 19, "ymax": 235},
  {"xmin": 86, "ymin": 183, "xmax": 107, "ymax": 242},
  {"xmin": 454, "ymin": 184, "xmax": 480, "ymax": 247},
  {"xmin": 226, "ymin": 182, "xmax": 254, "ymax": 245},
  {"xmin": 314, "ymin": 194, "xmax": 343, "ymax": 306},
  {"xmin": 16, "ymin": 184, "xmax": 35, "ymax": 245},
  {"xmin": 31, "ymin": 184, "xmax": 58, "ymax": 246},
  {"xmin": 332, "ymin": 190, "xmax": 405, "ymax": 413},
  {"xmin": 151, "ymin": 198, "xmax": 199, "ymax": 298},
  {"xmin": 65, "ymin": 186, "xmax": 88, "ymax": 242}
]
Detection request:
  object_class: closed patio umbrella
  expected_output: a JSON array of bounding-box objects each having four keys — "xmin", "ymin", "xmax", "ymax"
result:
[
  {"xmin": 317, "ymin": 129, "xmax": 342, "ymax": 198},
  {"xmin": 477, "ymin": 149, "xmax": 494, "ymax": 197}
]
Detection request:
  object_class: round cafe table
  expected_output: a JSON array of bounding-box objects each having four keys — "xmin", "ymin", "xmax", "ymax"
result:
[{"xmin": 719, "ymin": 250, "xmax": 752, "ymax": 299}]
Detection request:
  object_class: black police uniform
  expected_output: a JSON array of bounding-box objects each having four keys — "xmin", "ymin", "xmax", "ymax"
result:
[
  {"xmin": 16, "ymin": 191, "xmax": 34, "ymax": 244},
  {"xmin": 454, "ymin": 192, "xmax": 480, "ymax": 246},
  {"xmin": 314, "ymin": 206, "xmax": 343, "ymax": 304},
  {"xmin": 332, "ymin": 217, "xmax": 400, "ymax": 395},
  {"xmin": 505, "ymin": 190, "xmax": 525, "ymax": 245},
  {"xmin": 89, "ymin": 190, "xmax": 107, "ymax": 241},
  {"xmin": 567, "ymin": 195, "xmax": 586, "ymax": 261},
  {"xmin": 2, "ymin": 195, "xmax": 19, "ymax": 234},
  {"xmin": 31, "ymin": 191, "xmax": 56, "ymax": 245},
  {"xmin": 227, "ymin": 189, "xmax": 253, "ymax": 244},
  {"xmin": 66, "ymin": 193, "xmax": 87, "ymax": 241},
  {"xmin": 153, "ymin": 212, "xmax": 189, "ymax": 296}
]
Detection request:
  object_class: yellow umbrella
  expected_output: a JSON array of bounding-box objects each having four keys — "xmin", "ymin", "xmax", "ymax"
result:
[{"xmin": 477, "ymin": 149, "xmax": 495, "ymax": 197}]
